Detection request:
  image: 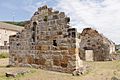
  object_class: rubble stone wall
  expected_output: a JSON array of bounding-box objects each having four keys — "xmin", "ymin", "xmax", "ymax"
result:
[
  {"xmin": 9, "ymin": 5, "xmax": 82, "ymax": 73},
  {"xmin": 79, "ymin": 28, "xmax": 116, "ymax": 61}
]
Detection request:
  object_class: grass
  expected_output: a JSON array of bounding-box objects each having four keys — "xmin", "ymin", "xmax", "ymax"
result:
[
  {"xmin": 0, "ymin": 58, "xmax": 120, "ymax": 80},
  {"xmin": 0, "ymin": 52, "xmax": 9, "ymax": 59},
  {"xmin": 117, "ymin": 50, "xmax": 120, "ymax": 53}
]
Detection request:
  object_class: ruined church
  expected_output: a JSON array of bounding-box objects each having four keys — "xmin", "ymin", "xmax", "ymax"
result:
[
  {"xmin": 9, "ymin": 5, "xmax": 115, "ymax": 73},
  {"xmin": 79, "ymin": 28, "xmax": 115, "ymax": 61}
]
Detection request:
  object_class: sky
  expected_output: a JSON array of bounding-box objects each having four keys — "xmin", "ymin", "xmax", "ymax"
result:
[{"xmin": 0, "ymin": 0, "xmax": 120, "ymax": 44}]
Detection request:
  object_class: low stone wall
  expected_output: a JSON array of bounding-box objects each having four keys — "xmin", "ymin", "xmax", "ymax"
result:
[
  {"xmin": 0, "ymin": 50, "xmax": 9, "ymax": 53},
  {"xmin": 0, "ymin": 46, "xmax": 9, "ymax": 53}
]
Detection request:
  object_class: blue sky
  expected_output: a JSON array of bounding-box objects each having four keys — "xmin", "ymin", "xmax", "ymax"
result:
[
  {"xmin": 0, "ymin": 0, "xmax": 120, "ymax": 44},
  {"xmin": 0, "ymin": 0, "xmax": 51, "ymax": 21},
  {"xmin": 0, "ymin": 0, "xmax": 30, "ymax": 21},
  {"xmin": 0, "ymin": 0, "xmax": 58, "ymax": 21}
]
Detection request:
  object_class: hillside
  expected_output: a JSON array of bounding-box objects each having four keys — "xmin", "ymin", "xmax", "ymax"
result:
[{"xmin": 3, "ymin": 21, "xmax": 29, "ymax": 27}]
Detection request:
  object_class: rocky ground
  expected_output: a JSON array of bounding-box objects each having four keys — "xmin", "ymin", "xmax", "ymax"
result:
[{"xmin": 0, "ymin": 58, "xmax": 120, "ymax": 80}]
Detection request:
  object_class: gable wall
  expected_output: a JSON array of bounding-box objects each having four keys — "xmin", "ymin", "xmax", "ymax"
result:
[{"xmin": 9, "ymin": 5, "xmax": 82, "ymax": 73}]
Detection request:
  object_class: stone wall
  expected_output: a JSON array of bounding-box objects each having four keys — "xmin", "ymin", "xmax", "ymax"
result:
[
  {"xmin": 0, "ymin": 46, "xmax": 9, "ymax": 53},
  {"xmin": 9, "ymin": 5, "xmax": 83, "ymax": 73},
  {"xmin": 79, "ymin": 28, "xmax": 116, "ymax": 61}
]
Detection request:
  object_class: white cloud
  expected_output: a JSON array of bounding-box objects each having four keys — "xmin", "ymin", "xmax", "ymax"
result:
[
  {"xmin": 19, "ymin": 0, "xmax": 120, "ymax": 44},
  {"xmin": 55, "ymin": 0, "xmax": 120, "ymax": 44}
]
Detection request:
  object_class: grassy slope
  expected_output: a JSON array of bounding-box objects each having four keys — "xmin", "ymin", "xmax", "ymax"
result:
[
  {"xmin": 0, "ymin": 58, "xmax": 120, "ymax": 80},
  {"xmin": 3, "ymin": 21, "xmax": 28, "ymax": 27}
]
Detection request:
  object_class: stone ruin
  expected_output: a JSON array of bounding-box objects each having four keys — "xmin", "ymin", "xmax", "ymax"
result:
[
  {"xmin": 9, "ymin": 5, "xmax": 83, "ymax": 73},
  {"xmin": 79, "ymin": 28, "xmax": 116, "ymax": 61},
  {"xmin": 9, "ymin": 5, "xmax": 116, "ymax": 73}
]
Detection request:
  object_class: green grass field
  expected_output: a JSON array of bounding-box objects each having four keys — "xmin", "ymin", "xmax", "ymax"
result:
[
  {"xmin": 0, "ymin": 58, "xmax": 120, "ymax": 80},
  {"xmin": 0, "ymin": 52, "xmax": 9, "ymax": 59}
]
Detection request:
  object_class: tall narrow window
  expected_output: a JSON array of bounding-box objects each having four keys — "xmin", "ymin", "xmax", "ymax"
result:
[
  {"xmin": 32, "ymin": 22, "xmax": 37, "ymax": 31},
  {"xmin": 32, "ymin": 22, "xmax": 37, "ymax": 42},
  {"xmin": 32, "ymin": 32, "xmax": 35, "ymax": 42}
]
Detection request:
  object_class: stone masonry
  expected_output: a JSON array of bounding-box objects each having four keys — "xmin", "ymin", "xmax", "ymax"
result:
[
  {"xmin": 79, "ymin": 28, "xmax": 116, "ymax": 61},
  {"xmin": 9, "ymin": 5, "xmax": 83, "ymax": 73},
  {"xmin": 9, "ymin": 5, "xmax": 116, "ymax": 74}
]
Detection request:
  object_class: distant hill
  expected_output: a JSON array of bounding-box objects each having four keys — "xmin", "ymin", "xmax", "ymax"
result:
[{"xmin": 3, "ymin": 21, "xmax": 29, "ymax": 27}]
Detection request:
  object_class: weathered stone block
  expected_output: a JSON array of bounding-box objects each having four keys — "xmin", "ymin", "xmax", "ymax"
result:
[
  {"xmin": 53, "ymin": 15, "xmax": 59, "ymax": 19},
  {"xmin": 69, "ymin": 48, "xmax": 76, "ymax": 55},
  {"xmin": 18, "ymin": 57, "xmax": 23, "ymax": 63},
  {"xmin": 61, "ymin": 50, "xmax": 69, "ymax": 55},
  {"xmin": 56, "ymin": 20, "xmax": 62, "ymax": 25},
  {"xmin": 52, "ymin": 54, "xmax": 62, "ymax": 66},
  {"xmin": 59, "ymin": 46, "xmax": 68, "ymax": 50},
  {"xmin": 57, "ymin": 31, "xmax": 62, "ymax": 35},
  {"xmin": 53, "ymin": 59, "xmax": 60, "ymax": 66},
  {"xmin": 45, "ymin": 59, "xmax": 53, "ymax": 67},
  {"xmin": 59, "ymin": 12, "xmax": 65, "ymax": 18},
  {"xmin": 27, "ymin": 56, "xmax": 34, "ymax": 64},
  {"xmin": 60, "ymin": 56, "xmax": 68, "ymax": 68},
  {"xmin": 54, "ymin": 10, "xmax": 59, "ymax": 14},
  {"xmin": 41, "ymin": 45, "xmax": 49, "ymax": 51},
  {"xmin": 34, "ymin": 58, "xmax": 46, "ymax": 65}
]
